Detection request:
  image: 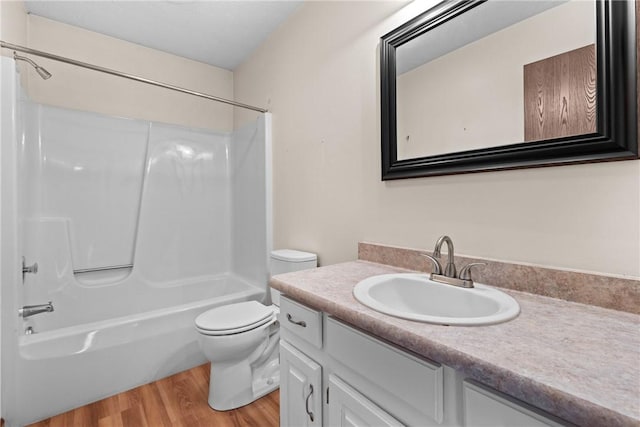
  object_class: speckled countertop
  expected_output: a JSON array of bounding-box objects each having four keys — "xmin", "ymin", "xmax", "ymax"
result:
[{"xmin": 270, "ymin": 261, "xmax": 640, "ymax": 427}]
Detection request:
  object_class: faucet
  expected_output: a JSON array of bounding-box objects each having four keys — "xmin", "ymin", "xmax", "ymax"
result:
[
  {"xmin": 18, "ymin": 302, "xmax": 54, "ymax": 318},
  {"xmin": 22, "ymin": 256, "xmax": 38, "ymax": 281},
  {"xmin": 433, "ymin": 235, "xmax": 456, "ymax": 278},
  {"xmin": 422, "ymin": 235, "xmax": 486, "ymax": 288}
]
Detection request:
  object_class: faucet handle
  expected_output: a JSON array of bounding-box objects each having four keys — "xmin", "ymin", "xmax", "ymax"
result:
[
  {"xmin": 458, "ymin": 263, "xmax": 487, "ymax": 281},
  {"xmin": 420, "ymin": 253, "xmax": 442, "ymax": 275},
  {"xmin": 22, "ymin": 256, "xmax": 38, "ymax": 282}
]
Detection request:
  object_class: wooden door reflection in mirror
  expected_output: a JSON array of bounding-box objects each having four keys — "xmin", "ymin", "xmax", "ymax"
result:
[{"xmin": 523, "ymin": 44, "xmax": 597, "ymax": 141}]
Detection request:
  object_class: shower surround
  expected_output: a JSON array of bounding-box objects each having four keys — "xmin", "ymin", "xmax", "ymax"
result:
[{"xmin": 1, "ymin": 58, "xmax": 271, "ymax": 426}]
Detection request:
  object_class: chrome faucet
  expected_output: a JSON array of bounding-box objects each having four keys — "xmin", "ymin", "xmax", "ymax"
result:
[
  {"xmin": 18, "ymin": 302, "xmax": 54, "ymax": 318},
  {"xmin": 433, "ymin": 235, "xmax": 456, "ymax": 278},
  {"xmin": 422, "ymin": 235, "xmax": 486, "ymax": 288}
]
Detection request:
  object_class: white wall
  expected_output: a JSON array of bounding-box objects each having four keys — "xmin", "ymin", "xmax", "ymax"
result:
[
  {"xmin": 25, "ymin": 14, "xmax": 234, "ymax": 132},
  {"xmin": 0, "ymin": 0, "xmax": 27, "ymax": 48},
  {"xmin": 234, "ymin": 0, "xmax": 640, "ymax": 278}
]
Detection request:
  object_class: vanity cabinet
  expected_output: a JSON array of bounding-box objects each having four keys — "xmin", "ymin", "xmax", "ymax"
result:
[
  {"xmin": 280, "ymin": 295, "xmax": 409, "ymax": 427},
  {"xmin": 279, "ymin": 297, "xmax": 324, "ymax": 426},
  {"xmin": 280, "ymin": 340, "xmax": 322, "ymax": 427},
  {"xmin": 279, "ymin": 295, "xmax": 568, "ymax": 427}
]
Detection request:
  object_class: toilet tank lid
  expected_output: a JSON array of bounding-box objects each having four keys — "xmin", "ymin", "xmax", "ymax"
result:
[{"xmin": 271, "ymin": 249, "xmax": 317, "ymax": 262}]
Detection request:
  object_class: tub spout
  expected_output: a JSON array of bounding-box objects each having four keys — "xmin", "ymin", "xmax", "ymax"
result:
[{"xmin": 19, "ymin": 302, "xmax": 54, "ymax": 318}]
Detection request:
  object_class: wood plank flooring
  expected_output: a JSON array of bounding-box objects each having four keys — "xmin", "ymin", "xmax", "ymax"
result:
[{"xmin": 27, "ymin": 364, "xmax": 279, "ymax": 427}]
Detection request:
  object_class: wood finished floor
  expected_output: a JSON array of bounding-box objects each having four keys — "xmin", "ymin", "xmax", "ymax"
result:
[{"xmin": 27, "ymin": 364, "xmax": 279, "ymax": 427}]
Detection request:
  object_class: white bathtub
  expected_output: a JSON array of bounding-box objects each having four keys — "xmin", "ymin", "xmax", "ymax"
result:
[
  {"xmin": 3, "ymin": 66, "xmax": 272, "ymax": 426},
  {"xmin": 13, "ymin": 275, "xmax": 263, "ymax": 426}
]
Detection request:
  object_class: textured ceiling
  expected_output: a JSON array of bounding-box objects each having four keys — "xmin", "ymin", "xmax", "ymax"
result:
[{"xmin": 25, "ymin": 1, "xmax": 302, "ymax": 71}]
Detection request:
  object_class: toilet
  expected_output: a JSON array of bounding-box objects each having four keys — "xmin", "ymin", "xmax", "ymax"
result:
[{"xmin": 195, "ymin": 249, "xmax": 317, "ymax": 411}]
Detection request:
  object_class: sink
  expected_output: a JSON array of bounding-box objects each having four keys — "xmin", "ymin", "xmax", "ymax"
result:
[{"xmin": 353, "ymin": 273, "xmax": 520, "ymax": 326}]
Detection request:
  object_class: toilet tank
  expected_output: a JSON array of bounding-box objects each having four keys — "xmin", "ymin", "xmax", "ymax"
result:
[{"xmin": 270, "ymin": 249, "xmax": 317, "ymax": 305}]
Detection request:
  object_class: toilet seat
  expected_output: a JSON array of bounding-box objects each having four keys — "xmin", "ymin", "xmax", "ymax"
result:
[{"xmin": 196, "ymin": 301, "xmax": 277, "ymax": 336}]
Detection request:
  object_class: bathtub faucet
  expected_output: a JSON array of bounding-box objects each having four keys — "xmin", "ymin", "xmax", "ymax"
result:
[{"xmin": 19, "ymin": 302, "xmax": 54, "ymax": 318}]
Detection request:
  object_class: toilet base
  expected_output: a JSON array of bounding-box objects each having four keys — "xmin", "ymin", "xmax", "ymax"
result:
[{"xmin": 207, "ymin": 336, "xmax": 280, "ymax": 411}]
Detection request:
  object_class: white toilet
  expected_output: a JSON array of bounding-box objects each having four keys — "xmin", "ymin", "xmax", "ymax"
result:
[{"xmin": 195, "ymin": 249, "xmax": 317, "ymax": 411}]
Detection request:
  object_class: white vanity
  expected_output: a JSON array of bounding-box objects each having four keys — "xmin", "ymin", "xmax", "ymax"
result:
[
  {"xmin": 271, "ymin": 258, "xmax": 640, "ymax": 427},
  {"xmin": 279, "ymin": 295, "xmax": 566, "ymax": 427}
]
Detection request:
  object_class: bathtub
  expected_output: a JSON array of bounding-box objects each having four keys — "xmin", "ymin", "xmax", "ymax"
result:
[
  {"xmin": 9, "ymin": 92, "xmax": 271, "ymax": 426},
  {"xmin": 13, "ymin": 274, "xmax": 263, "ymax": 426}
]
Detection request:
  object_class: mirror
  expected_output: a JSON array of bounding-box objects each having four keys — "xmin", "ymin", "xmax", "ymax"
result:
[{"xmin": 380, "ymin": 0, "xmax": 637, "ymax": 179}]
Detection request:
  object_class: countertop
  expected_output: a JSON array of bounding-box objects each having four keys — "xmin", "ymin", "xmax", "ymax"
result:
[{"xmin": 270, "ymin": 260, "xmax": 640, "ymax": 427}]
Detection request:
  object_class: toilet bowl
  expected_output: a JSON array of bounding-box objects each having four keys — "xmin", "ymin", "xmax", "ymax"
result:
[
  {"xmin": 196, "ymin": 301, "xmax": 280, "ymax": 410},
  {"xmin": 195, "ymin": 249, "xmax": 317, "ymax": 411}
]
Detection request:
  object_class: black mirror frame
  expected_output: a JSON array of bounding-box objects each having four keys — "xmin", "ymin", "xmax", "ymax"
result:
[{"xmin": 381, "ymin": 0, "xmax": 638, "ymax": 180}]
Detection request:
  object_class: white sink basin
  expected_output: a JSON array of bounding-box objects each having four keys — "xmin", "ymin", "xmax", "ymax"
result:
[{"xmin": 353, "ymin": 273, "xmax": 520, "ymax": 326}]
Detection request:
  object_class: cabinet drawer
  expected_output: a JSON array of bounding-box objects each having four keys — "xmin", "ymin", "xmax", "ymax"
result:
[
  {"xmin": 326, "ymin": 317, "xmax": 444, "ymax": 424},
  {"xmin": 329, "ymin": 374, "xmax": 404, "ymax": 427},
  {"xmin": 280, "ymin": 296, "xmax": 323, "ymax": 348},
  {"xmin": 463, "ymin": 380, "xmax": 568, "ymax": 427}
]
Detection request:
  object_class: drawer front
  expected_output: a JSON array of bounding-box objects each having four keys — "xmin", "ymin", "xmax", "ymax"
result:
[
  {"xmin": 328, "ymin": 374, "xmax": 405, "ymax": 427},
  {"xmin": 326, "ymin": 317, "xmax": 444, "ymax": 424},
  {"xmin": 463, "ymin": 380, "xmax": 568, "ymax": 427},
  {"xmin": 280, "ymin": 296, "xmax": 323, "ymax": 348}
]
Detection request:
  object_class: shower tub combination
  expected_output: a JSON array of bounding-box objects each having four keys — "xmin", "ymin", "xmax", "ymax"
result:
[{"xmin": 1, "ymin": 57, "xmax": 271, "ymax": 425}]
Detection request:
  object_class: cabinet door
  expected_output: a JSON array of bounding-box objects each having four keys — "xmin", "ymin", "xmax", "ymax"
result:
[
  {"xmin": 280, "ymin": 340, "xmax": 322, "ymax": 427},
  {"xmin": 328, "ymin": 374, "xmax": 404, "ymax": 427},
  {"xmin": 463, "ymin": 381, "xmax": 566, "ymax": 427},
  {"xmin": 326, "ymin": 317, "xmax": 443, "ymax": 425}
]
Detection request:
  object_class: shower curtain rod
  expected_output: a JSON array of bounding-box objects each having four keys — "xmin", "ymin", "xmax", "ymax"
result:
[{"xmin": 1, "ymin": 40, "xmax": 268, "ymax": 113}]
